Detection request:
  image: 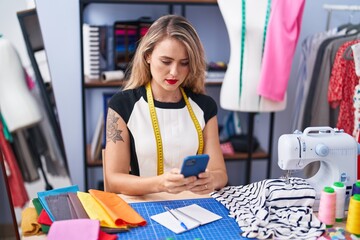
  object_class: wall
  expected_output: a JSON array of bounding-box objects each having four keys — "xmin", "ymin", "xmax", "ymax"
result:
[{"xmin": 3, "ymin": 0, "xmax": 360, "ymax": 192}]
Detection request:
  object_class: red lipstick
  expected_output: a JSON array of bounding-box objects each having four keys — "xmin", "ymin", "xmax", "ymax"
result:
[{"xmin": 166, "ymin": 79, "xmax": 177, "ymax": 85}]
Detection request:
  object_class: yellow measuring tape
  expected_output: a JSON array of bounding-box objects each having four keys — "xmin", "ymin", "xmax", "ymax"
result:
[{"xmin": 146, "ymin": 82, "xmax": 203, "ymax": 175}]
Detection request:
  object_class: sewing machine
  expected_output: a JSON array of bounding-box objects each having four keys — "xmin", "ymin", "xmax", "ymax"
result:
[{"xmin": 278, "ymin": 126, "xmax": 359, "ymax": 208}]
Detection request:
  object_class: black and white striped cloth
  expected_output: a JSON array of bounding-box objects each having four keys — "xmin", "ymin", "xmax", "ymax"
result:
[{"xmin": 211, "ymin": 178, "xmax": 325, "ymax": 239}]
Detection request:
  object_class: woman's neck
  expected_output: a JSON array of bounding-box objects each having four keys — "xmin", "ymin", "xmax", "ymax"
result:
[{"xmin": 150, "ymin": 82, "xmax": 182, "ymax": 103}]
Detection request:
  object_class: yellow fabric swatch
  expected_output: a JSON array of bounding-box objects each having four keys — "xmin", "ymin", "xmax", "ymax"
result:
[
  {"xmin": 21, "ymin": 207, "xmax": 42, "ymax": 236},
  {"xmin": 89, "ymin": 189, "xmax": 146, "ymax": 226},
  {"xmin": 77, "ymin": 191, "xmax": 126, "ymax": 229}
]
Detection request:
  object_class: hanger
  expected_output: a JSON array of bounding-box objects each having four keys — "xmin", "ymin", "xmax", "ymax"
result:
[
  {"xmin": 343, "ymin": 44, "xmax": 354, "ymax": 60},
  {"xmin": 345, "ymin": 23, "xmax": 360, "ymax": 34},
  {"xmin": 337, "ymin": 23, "xmax": 353, "ymax": 32}
]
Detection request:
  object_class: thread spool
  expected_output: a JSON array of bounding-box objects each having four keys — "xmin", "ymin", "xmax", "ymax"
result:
[
  {"xmin": 318, "ymin": 186, "xmax": 336, "ymax": 228},
  {"xmin": 332, "ymin": 182, "xmax": 346, "ymax": 222},
  {"xmin": 352, "ymin": 181, "xmax": 360, "ymax": 195},
  {"xmin": 346, "ymin": 194, "xmax": 360, "ymax": 237}
]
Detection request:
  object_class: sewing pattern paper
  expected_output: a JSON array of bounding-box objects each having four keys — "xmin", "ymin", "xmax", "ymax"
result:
[
  {"xmin": 211, "ymin": 177, "xmax": 325, "ymax": 239},
  {"xmin": 150, "ymin": 204, "xmax": 222, "ymax": 234}
]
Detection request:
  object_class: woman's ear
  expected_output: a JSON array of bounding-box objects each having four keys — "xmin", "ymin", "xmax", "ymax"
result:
[{"xmin": 145, "ymin": 54, "xmax": 150, "ymax": 64}]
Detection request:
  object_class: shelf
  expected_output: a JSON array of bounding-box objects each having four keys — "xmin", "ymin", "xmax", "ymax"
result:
[
  {"xmin": 84, "ymin": 79, "xmax": 126, "ymax": 88},
  {"xmin": 81, "ymin": 0, "xmax": 217, "ymax": 4},
  {"xmin": 86, "ymin": 143, "xmax": 268, "ymax": 168},
  {"xmin": 223, "ymin": 149, "xmax": 268, "ymax": 161},
  {"xmin": 84, "ymin": 79, "xmax": 222, "ymax": 88},
  {"xmin": 86, "ymin": 144, "xmax": 103, "ymax": 167}
]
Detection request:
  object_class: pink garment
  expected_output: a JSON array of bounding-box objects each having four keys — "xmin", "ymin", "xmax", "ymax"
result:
[
  {"xmin": 47, "ymin": 219, "xmax": 100, "ymax": 240},
  {"xmin": 24, "ymin": 68, "xmax": 35, "ymax": 90},
  {"xmin": 257, "ymin": 0, "xmax": 306, "ymax": 102}
]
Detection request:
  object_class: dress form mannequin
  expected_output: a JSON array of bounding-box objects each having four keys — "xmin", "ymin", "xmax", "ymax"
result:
[
  {"xmin": 218, "ymin": 0, "xmax": 286, "ymax": 112},
  {"xmin": 0, "ymin": 37, "xmax": 42, "ymax": 131}
]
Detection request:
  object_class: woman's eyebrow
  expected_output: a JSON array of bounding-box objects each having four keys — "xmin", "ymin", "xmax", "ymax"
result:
[{"xmin": 160, "ymin": 56, "xmax": 189, "ymax": 61}]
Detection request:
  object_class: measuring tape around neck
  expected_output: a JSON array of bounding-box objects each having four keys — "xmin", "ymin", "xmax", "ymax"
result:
[{"xmin": 145, "ymin": 82, "xmax": 204, "ymax": 175}]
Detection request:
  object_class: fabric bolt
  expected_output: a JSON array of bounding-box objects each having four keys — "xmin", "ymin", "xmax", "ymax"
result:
[
  {"xmin": 20, "ymin": 207, "xmax": 42, "ymax": 236},
  {"xmin": 32, "ymin": 198, "xmax": 50, "ymax": 233},
  {"xmin": 77, "ymin": 191, "xmax": 127, "ymax": 229},
  {"xmin": 257, "ymin": 0, "xmax": 305, "ymax": 102},
  {"xmin": 328, "ymin": 40, "xmax": 360, "ymax": 135},
  {"xmin": 89, "ymin": 189, "xmax": 146, "ymax": 226},
  {"xmin": 37, "ymin": 185, "xmax": 79, "ymax": 221},
  {"xmin": 211, "ymin": 177, "xmax": 325, "ymax": 239},
  {"xmin": 45, "ymin": 194, "xmax": 73, "ymax": 221},
  {"xmin": 0, "ymin": 119, "xmax": 29, "ymax": 207},
  {"xmin": 47, "ymin": 219, "xmax": 100, "ymax": 240},
  {"xmin": 68, "ymin": 192, "xmax": 89, "ymax": 219}
]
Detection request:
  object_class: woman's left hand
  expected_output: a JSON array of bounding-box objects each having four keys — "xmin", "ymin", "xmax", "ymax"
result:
[{"xmin": 189, "ymin": 169, "xmax": 214, "ymax": 194}]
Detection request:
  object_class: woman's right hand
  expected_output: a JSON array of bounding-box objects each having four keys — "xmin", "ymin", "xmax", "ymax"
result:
[{"xmin": 159, "ymin": 168, "xmax": 196, "ymax": 194}]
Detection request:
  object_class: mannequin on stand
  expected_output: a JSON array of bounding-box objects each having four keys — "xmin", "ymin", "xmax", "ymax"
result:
[
  {"xmin": 218, "ymin": 0, "xmax": 305, "ymax": 112},
  {"xmin": 217, "ymin": 0, "xmax": 305, "ymax": 183},
  {"xmin": 218, "ymin": 0, "xmax": 286, "ymax": 112},
  {"xmin": 0, "ymin": 37, "xmax": 42, "ymax": 130},
  {"xmin": 0, "ymin": 36, "xmax": 53, "ymax": 193}
]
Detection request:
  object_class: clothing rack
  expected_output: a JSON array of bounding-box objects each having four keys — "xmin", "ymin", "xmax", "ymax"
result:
[{"xmin": 323, "ymin": 4, "xmax": 360, "ymax": 31}]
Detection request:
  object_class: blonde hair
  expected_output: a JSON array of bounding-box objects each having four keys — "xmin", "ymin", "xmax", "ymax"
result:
[{"xmin": 124, "ymin": 15, "xmax": 206, "ymax": 94}]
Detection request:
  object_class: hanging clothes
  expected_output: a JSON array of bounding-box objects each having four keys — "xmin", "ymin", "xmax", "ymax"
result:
[
  {"xmin": 0, "ymin": 118, "xmax": 29, "ymax": 208},
  {"xmin": 291, "ymin": 28, "xmax": 341, "ymax": 131},
  {"xmin": 328, "ymin": 39, "xmax": 360, "ymax": 135},
  {"xmin": 257, "ymin": 0, "xmax": 306, "ymax": 102},
  {"xmin": 292, "ymin": 24, "xmax": 360, "ymax": 131}
]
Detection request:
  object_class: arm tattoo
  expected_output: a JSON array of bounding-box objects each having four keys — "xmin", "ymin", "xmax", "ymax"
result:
[{"xmin": 106, "ymin": 109, "xmax": 124, "ymax": 143}]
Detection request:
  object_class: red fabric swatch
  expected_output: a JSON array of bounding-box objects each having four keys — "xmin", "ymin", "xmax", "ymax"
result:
[
  {"xmin": 98, "ymin": 230, "xmax": 117, "ymax": 240},
  {"xmin": 38, "ymin": 209, "xmax": 52, "ymax": 226}
]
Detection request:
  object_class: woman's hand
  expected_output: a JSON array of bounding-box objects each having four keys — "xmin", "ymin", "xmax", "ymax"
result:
[
  {"xmin": 189, "ymin": 169, "xmax": 215, "ymax": 194},
  {"xmin": 159, "ymin": 168, "xmax": 197, "ymax": 194}
]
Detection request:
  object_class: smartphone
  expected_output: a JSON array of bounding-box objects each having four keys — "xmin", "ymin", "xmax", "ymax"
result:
[{"xmin": 180, "ymin": 154, "xmax": 209, "ymax": 178}]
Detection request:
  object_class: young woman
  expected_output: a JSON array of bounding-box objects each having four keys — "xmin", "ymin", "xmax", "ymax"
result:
[{"xmin": 104, "ymin": 15, "xmax": 227, "ymax": 195}]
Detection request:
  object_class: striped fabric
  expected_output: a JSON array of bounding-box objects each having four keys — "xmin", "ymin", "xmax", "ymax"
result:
[{"xmin": 211, "ymin": 178, "xmax": 325, "ymax": 239}]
